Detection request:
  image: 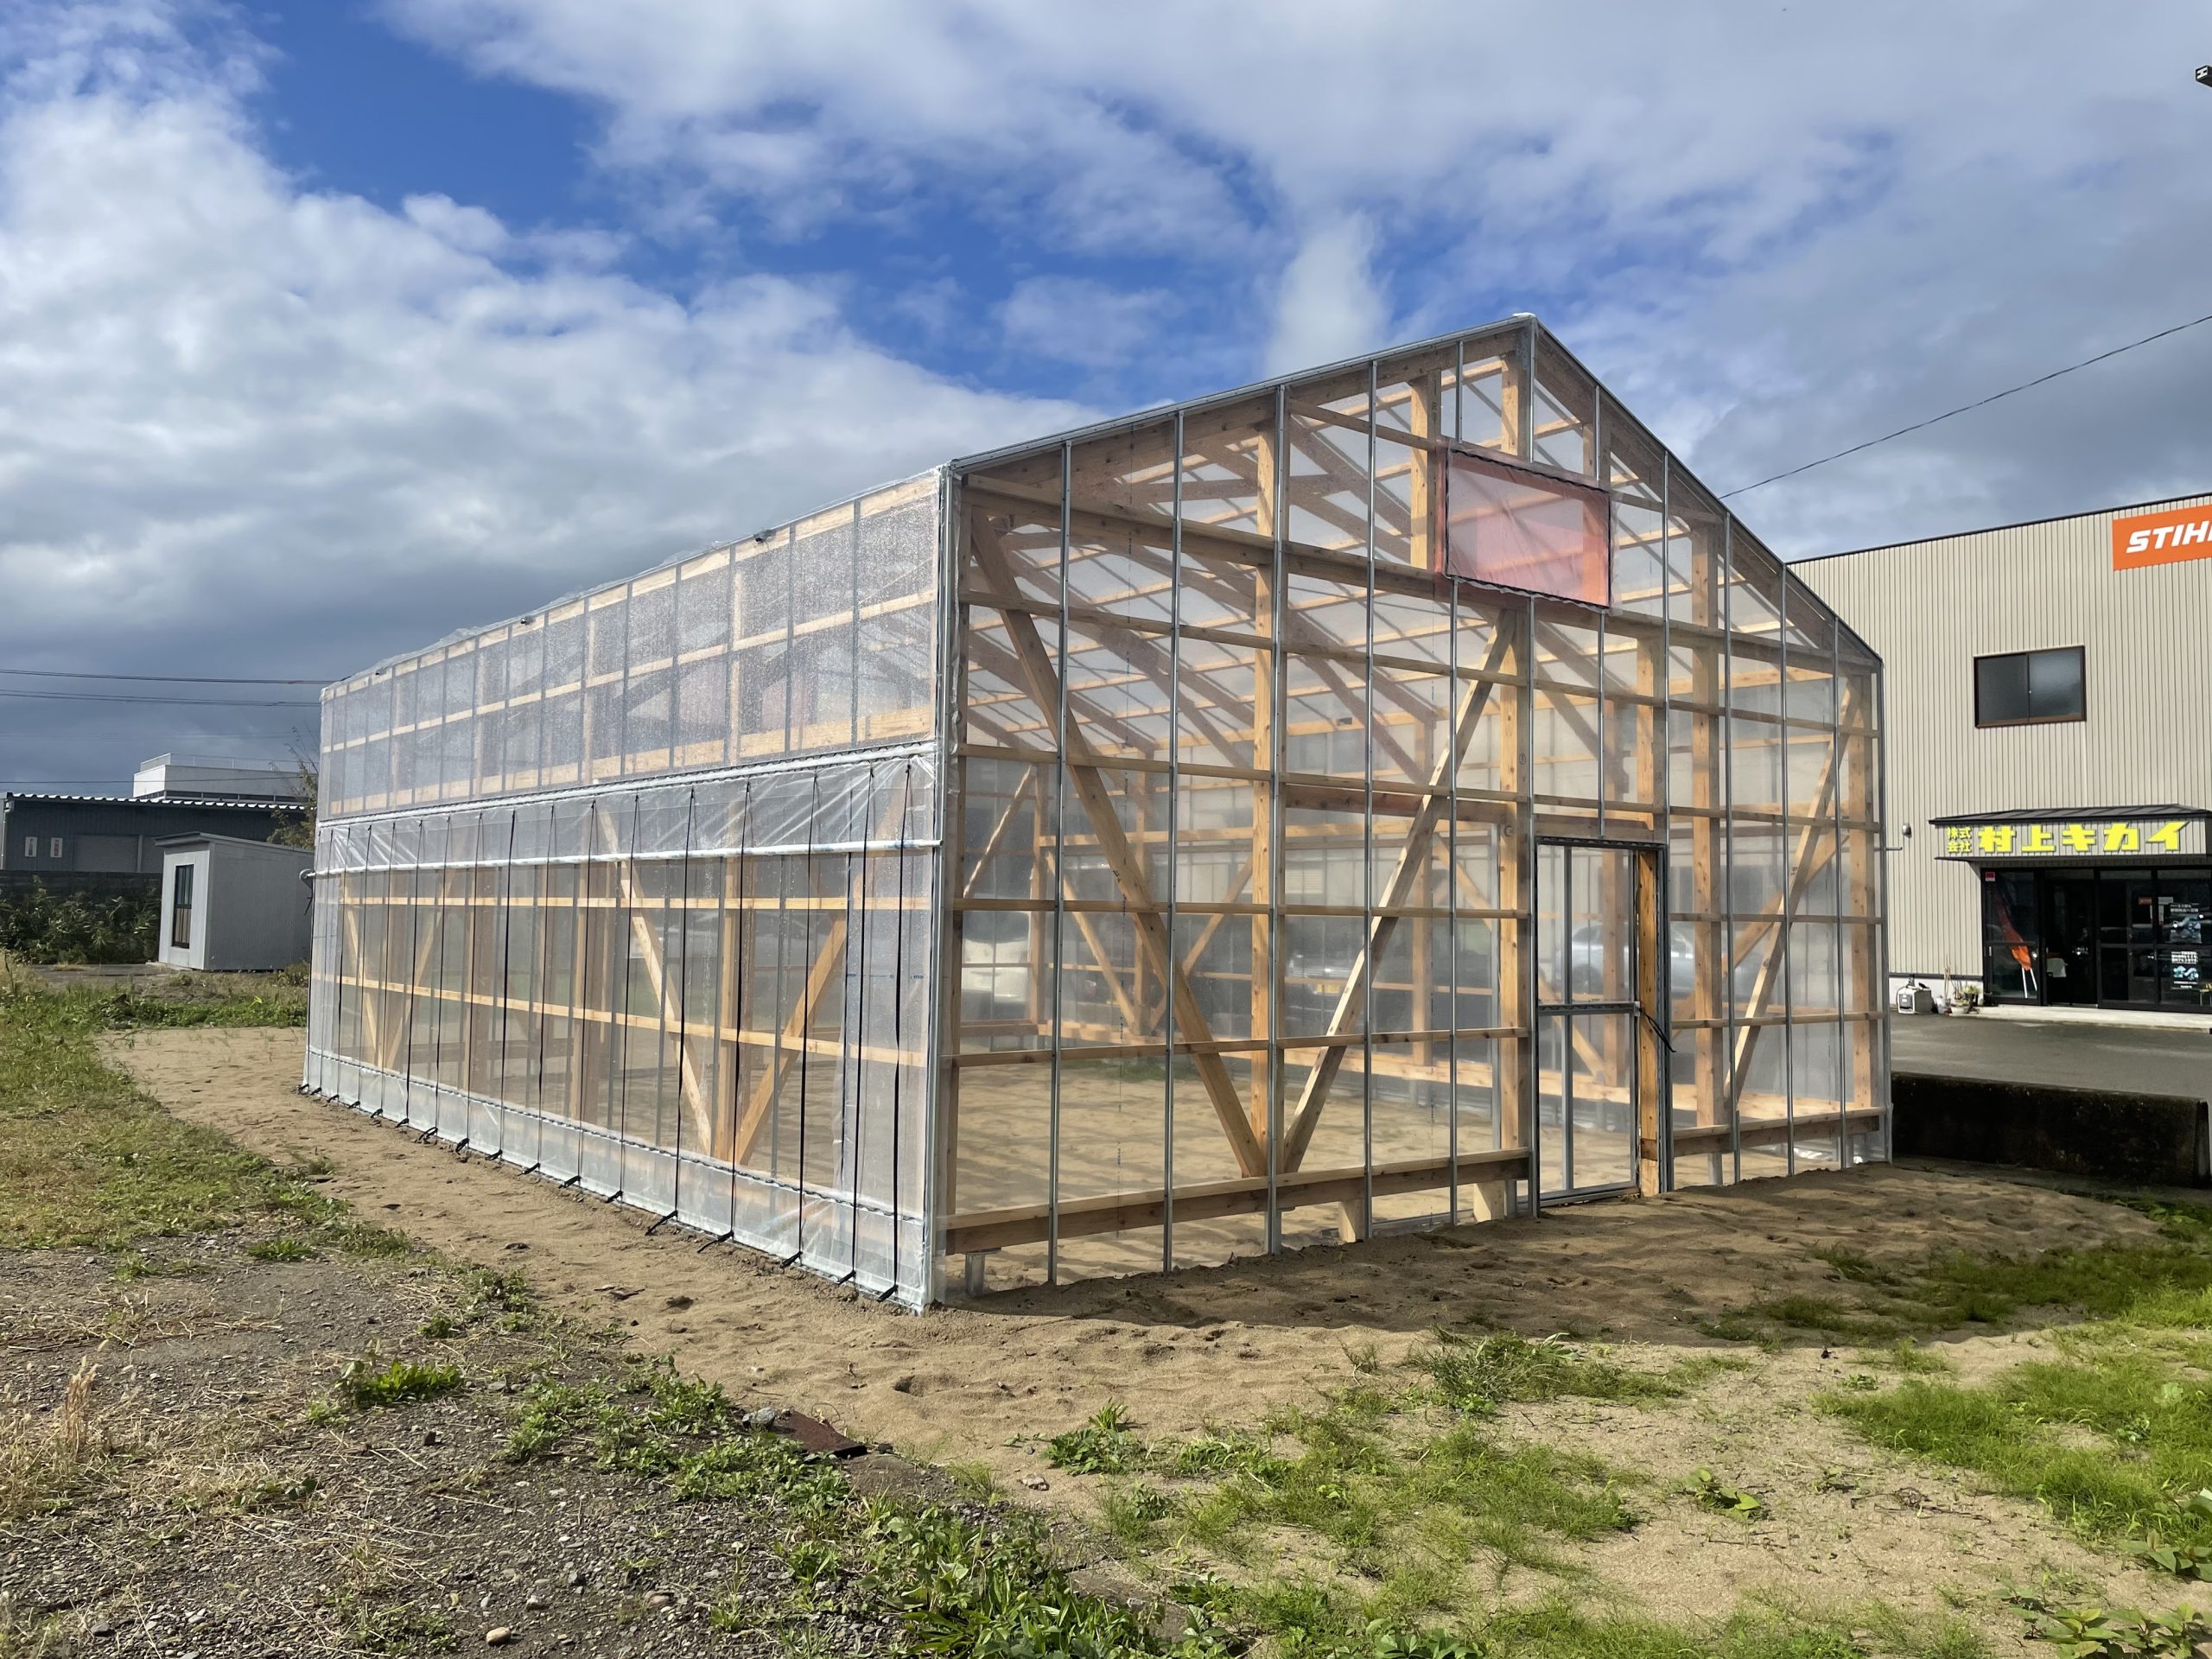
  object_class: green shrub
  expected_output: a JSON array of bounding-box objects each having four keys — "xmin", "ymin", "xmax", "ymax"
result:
[{"xmin": 0, "ymin": 886, "xmax": 156, "ymax": 965}]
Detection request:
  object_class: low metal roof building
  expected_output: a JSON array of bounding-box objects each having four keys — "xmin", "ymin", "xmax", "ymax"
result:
[{"xmin": 0, "ymin": 791, "xmax": 297, "ymax": 876}]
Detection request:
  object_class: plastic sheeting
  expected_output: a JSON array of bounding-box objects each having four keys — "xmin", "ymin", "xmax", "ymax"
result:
[
  {"xmin": 317, "ymin": 474, "xmax": 942, "ymax": 821},
  {"xmin": 304, "ymin": 752, "xmax": 940, "ymax": 1306},
  {"xmin": 939, "ymin": 319, "xmax": 1888, "ymax": 1292}
]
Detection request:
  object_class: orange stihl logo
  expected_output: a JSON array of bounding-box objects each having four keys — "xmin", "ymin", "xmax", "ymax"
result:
[{"xmin": 2113, "ymin": 504, "xmax": 2212, "ymax": 570}]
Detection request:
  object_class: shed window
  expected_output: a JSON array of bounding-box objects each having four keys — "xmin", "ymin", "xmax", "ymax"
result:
[
  {"xmin": 21, "ymin": 836, "xmax": 32, "ymax": 859},
  {"xmin": 1974, "ymin": 646, "xmax": 2085, "ymax": 728},
  {"xmin": 48, "ymin": 837, "xmax": 62, "ymax": 860},
  {"xmin": 170, "ymin": 864, "xmax": 194, "ymax": 950}
]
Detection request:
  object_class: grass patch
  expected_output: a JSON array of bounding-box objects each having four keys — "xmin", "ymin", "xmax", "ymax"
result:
[
  {"xmin": 0, "ymin": 980, "xmax": 414, "ymax": 1259},
  {"xmin": 1162, "ymin": 1392, "xmax": 1635, "ymax": 1594},
  {"xmin": 339, "ymin": 1599, "xmax": 455, "ymax": 1656},
  {"xmin": 1825, "ymin": 1345, "xmax": 2212, "ymax": 1548},
  {"xmin": 0, "ymin": 982, "xmax": 289, "ymax": 1249},
  {"xmin": 1176, "ymin": 1580, "xmax": 1992, "ymax": 1659},
  {"xmin": 89, "ymin": 984, "xmax": 308, "ymax": 1029},
  {"xmin": 505, "ymin": 1363, "xmax": 1217, "ymax": 1656},
  {"xmin": 334, "ymin": 1352, "xmax": 465, "ymax": 1413},
  {"xmin": 1409, "ymin": 1330, "xmax": 1681, "ymax": 1414},
  {"xmin": 245, "ymin": 1236, "xmax": 317, "ymax": 1262},
  {"xmin": 1732, "ymin": 1228, "xmax": 2212, "ymax": 1345}
]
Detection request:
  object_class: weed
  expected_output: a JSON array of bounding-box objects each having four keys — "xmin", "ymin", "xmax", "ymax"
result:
[
  {"xmin": 1345, "ymin": 1341, "xmax": 1382, "ymax": 1375},
  {"xmin": 705, "ymin": 1586, "xmax": 758, "ymax": 1634},
  {"xmin": 851, "ymin": 1501, "xmax": 1205, "ymax": 1656},
  {"xmin": 1046, "ymin": 1400, "xmax": 1144, "ymax": 1474},
  {"xmin": 2126, "ymin": 1490, "xmax": 2212, "ymax": 1580},
  {"xmin": 335, "ymin": 1351, "xmax": 464, "ymax": 1412},
  {"xmin": 463, "ymin": 1267, "xmax": 535, "ymax": 1326},
  {"xmin": 417, "ymin": 1313, "xmax": 461, "ymax": 1339},
  {"xmin": 0, "ymin": 1358, "xmax": 121, "ymax": 1522},
  {"xmin": 785, "ymin": 1536, "xmax": 842, "ymax": 1587},
  {"xmin": 344, "ymin": 1600, "xmax": 454, "ymax": 1656},
  {"xmin": 245, "ymin": 1236, "xmax": 316, "ymax": 1262},
  {"xmin": 505, "ymin": 1379, "xmax": 605, "ymax": 1461},
  {"xmin": 2012, "ymin": 1594, "xmax": 2211, "ymax": 1659},
  {"xmin": 1815, "ymin": 1248, "xmax": 1901, "ymax": 1286},
  {"xmin": 1166, "ymin": 1431, "xmax": 1292, "ymax": 1483},
  {"xmin": 1411, "ymin": 1329, "xmax": 1677, "ymax": 1414},
  {"xmin": 1102, "ymin": 1480, "xmax": 1175, "ymax": 1547},
  {"xmin": 944, "ymin": 1460, "xmax": 997, "ymax": 1501},
  {"xmin": 1687, "ymin": 1467, "xmax": 1769, "ymax": 1522},
  {"xmin": 251, "ymin": 1472, "xmax": 321, "ymax": 1510}
]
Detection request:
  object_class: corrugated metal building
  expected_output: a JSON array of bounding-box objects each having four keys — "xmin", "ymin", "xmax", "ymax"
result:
[
  {"xmin": 1801, "ymin": 491, "xmax": 2212, "ymax": 1014},
  {"xmin": 0, "ymin": 792, "xmax": 298, "ymax": 874}
]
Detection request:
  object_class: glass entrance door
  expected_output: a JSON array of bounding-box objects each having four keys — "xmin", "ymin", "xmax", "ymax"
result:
[
  {"xmin": 2043, "ymin": 875, "xmax": 2097, "ymax": 1006},
  {"xmin": 1535, "ymin": 840, "xmax": 1666, "ymax": 1201}
]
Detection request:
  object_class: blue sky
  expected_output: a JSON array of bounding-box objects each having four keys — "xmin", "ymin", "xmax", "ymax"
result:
[{"xmin": 3, "ymin": 0, "xmax": 2210, "ymax": 788}]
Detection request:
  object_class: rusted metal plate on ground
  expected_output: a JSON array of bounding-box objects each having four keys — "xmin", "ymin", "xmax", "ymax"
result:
[{"xmin": 772, "ymin": 1409, "xmax": 865, "ymax": 1459}]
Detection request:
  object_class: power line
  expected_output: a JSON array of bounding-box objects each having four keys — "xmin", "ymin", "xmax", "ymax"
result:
[
  {"xmin": 1720, "ymin": 308, "xmax": 2212, "ymax": 499},
  {"xmin": 0, "ymin": 667, "xmax": 326, "ymax": 685},
  {"xmin": 0, "ymin": 689, "xmax": 319, "ymax": 708}
]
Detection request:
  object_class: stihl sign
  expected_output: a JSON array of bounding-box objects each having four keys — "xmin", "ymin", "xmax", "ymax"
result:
[{"xmin": 2113, "ymin": 503, "xmax": 2212, "ymax": 570}]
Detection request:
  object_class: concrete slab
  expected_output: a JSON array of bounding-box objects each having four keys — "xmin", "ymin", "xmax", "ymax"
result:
[{"xmin": 1891, "ymin": 1014, "xmax": 2212, "ymax": 1102}]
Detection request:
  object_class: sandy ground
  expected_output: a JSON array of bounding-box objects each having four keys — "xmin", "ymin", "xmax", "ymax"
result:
[{"xmin": 110, "ymin": 1027, "xmax": 2178, "ymax": 1635}]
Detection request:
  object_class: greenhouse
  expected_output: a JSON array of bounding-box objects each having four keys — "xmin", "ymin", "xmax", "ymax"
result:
[{"xmin": 304, "ymin": 315, "xmax": 1890, "ymax": 1309}]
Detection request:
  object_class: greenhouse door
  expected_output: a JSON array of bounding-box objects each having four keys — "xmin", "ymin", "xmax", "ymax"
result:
[{"xmin": 1534, "ymin": 840, "xmax": 1669, "ymax": 1203}]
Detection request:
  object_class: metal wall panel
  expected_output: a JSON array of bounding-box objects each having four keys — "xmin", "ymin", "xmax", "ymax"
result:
[{"xmin": 1800, "ymin": 493, "xmax": 2212, "ymax": 978}]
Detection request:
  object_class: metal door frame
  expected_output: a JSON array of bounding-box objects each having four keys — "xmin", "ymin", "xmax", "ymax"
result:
[{"xmin": 1533, "ymin": 834, "xmax": 1672, "ymax": 1202}]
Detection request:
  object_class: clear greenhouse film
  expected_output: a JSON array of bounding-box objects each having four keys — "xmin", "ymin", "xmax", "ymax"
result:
[
  {"xmin": 306, "ymin": 476, "xmax": 947, "ymax": 1306},
  {"xmin": 936, "ymin": 320, "xmax": 1886, "ymax": 1294},
  {"xmin": 305, "ymin": 315, "xmax": 1887, "ymax": 1308}
]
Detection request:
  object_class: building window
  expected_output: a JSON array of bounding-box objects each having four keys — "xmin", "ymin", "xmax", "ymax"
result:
[
  {"xmin": 1974, "ymin": 646, "xmax": 2085, "ymax": 728},
  {"xmin": 170, "ymin": 864, "xmax": 194, "ymax": 950},
  {"xmin": 21, "ymin": 836, "xmax": 33, "ymax": 859},
  {"xmin": 48, "ymin": 837, "xmax": 62, "ymax": 860}
]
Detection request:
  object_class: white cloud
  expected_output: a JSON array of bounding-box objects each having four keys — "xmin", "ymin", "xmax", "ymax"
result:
[
  {"xmin": 384, "ymin": 0, "xmax": 2212, "ymax": 552},
  {"xmin": 998, "ymin": 276, "xmax": 1168, "ymax": 369},
  {"xmin": 0, "ymin": 6, "xmax": 1084, "ymax": 784},
  {"xmin": 1264, "ymin": 215, "xmax": 1388, "ymax": 376}
]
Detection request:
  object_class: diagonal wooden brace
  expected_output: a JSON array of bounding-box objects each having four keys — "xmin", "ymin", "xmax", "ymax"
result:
[
  {"xmin": 969, "ymin": 510, "xmax": 1269, "ymax": 1177},
  {"xmin": 1280, "ymin": 625, "xmax": 1518, "ymax": 1171}
]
